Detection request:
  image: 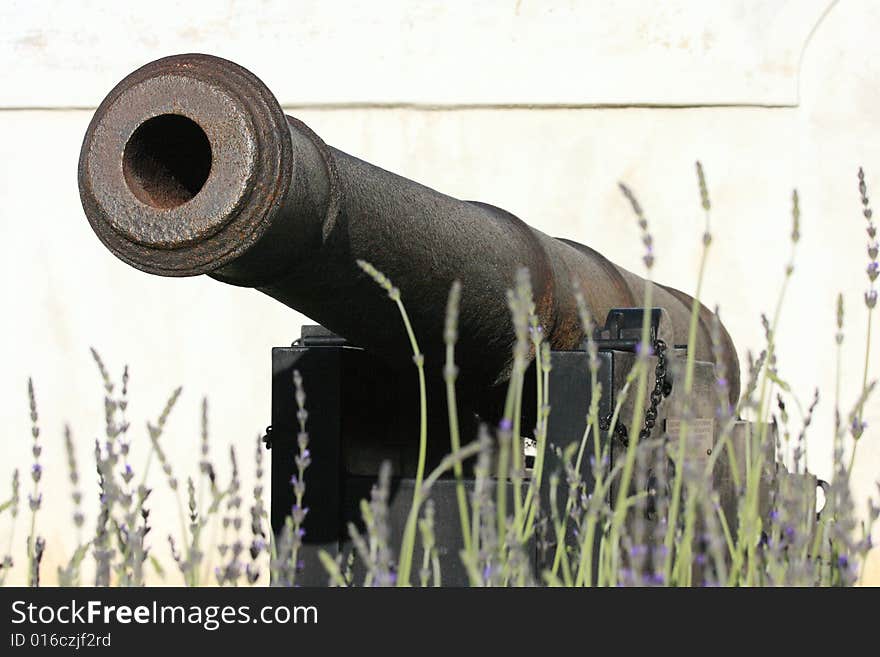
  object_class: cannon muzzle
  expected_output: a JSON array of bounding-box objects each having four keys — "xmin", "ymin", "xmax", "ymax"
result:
[{"xmin": 78, "ymin": 54, "xmax": 740, "ymax": 408}]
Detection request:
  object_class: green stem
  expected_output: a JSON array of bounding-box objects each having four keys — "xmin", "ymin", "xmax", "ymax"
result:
[
  {"xmin": 396, "ymin": 363, "xmax": 427, "ymax": 586},
  {"xmin": 496, "ymin": 430, "xmax": 511, "ymax": 544},
  {"xmin": 608, "ymin": 282, "xmax": 653, "ymax": 586},
  {"xmin": 27, "ymin": 474, "xmax": 39, "ymax": 586},
  {"xmin": 522, "ymin": 349, "xmax": 550, "ymax": 540},
  {"xmin": 510, "ymin": 368, "xmax": 526, "ymax": 543},
  {"xmin": 850, "ymin": 309, "xmax": 873, "ymax": 476},
  {"xmin": 662, "ymin": 238, "xmax": 710, "ymax": 582},
  {"xmin": 548, "ymin": 477, "xmax": 573, "ymax": 586},
  {"xmin": 444, "ymin": 341, "xmax": 472, "ymax": 556}
]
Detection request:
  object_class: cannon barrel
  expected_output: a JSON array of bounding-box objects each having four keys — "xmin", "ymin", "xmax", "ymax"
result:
[{"xmin": 78, "ymin": 54, "xmax": 740, "ymax": 406}]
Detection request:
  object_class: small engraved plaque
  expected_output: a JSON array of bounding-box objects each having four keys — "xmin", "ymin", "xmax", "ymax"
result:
[{"xmin": 666, "ymin": 418, "xmax": 715, "ymax": 472}]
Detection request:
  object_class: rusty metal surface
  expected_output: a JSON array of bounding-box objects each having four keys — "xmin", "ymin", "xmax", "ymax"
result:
[{"xmin": 78, "ymin": 53, "xmax": 741, "ymax": 411}]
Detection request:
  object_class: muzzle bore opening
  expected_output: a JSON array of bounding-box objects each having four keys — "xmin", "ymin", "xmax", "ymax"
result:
[{"xmin": 122, "ymin": 114, "xmax": 212, "ymax": 210}]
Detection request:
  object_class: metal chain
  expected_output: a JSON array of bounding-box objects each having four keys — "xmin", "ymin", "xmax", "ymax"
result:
[
  {"xmin": 641, "ymin": 339, "xmax": 669, "ymax": 441},
  {"xmin": 599, "ymin": 339, "xmax": 670, "ymax": 448}
]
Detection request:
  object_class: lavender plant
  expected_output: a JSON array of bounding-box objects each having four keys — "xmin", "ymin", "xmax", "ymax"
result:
[
  {"xmin": 25, "ymin": 379, "xmax": 44, "ymax": 587},
  {"xmin": 0, "ymin": 469, "xmax": 19, "ymax": 586},
  {"xmin": 2, "ymin": 167, "xmax": 877, "ymax": 587}
]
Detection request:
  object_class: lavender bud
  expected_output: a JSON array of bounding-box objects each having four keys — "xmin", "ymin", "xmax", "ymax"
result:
[{"xmin": 636, "ymin": 341, "xmax": 654, "ymax": 357}]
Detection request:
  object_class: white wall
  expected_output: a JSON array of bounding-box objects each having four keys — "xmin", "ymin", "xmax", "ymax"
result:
[{"xmin": 1, "ymin": 0, "xmax": 878, "ymax": 584}]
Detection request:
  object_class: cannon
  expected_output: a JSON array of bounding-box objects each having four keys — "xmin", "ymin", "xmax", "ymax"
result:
[
  {"xmin": 79, "ymin": 54, "xmax": 760, "ymax": 584},
  {"xmin": 78, "ymin": 54, "xmax": 740, "ymax": 407}
]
